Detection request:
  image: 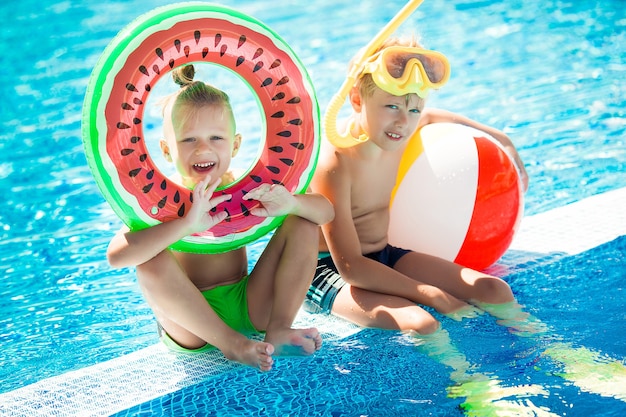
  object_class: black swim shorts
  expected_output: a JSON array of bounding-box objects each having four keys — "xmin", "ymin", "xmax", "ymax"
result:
[{"xmin": 304, "ymin": 244, "xmax": 411, "ymax": 314}]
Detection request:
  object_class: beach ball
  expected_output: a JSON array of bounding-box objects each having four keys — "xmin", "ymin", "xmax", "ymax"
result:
[{"xmin": 388, "ymin": 122, "xmax": 524, "ymax": 270}]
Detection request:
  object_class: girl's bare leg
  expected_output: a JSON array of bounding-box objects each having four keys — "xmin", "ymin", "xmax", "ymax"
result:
[
  {"xmin": 247, "ymin": 215, "xmax": 322, "ymax": 355},
  {"xmin": 137, "ymin": 251, "xmax": 274, "ymax": 370}
]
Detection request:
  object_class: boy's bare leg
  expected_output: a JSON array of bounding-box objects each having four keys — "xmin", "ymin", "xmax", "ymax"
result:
[
  {"xmin": 137, "ymin": 250, "xmax": 275, "ymax": 370},
  {"xmin": 247, "ymin": 215, "xmax": 322, "ymax": 356}
]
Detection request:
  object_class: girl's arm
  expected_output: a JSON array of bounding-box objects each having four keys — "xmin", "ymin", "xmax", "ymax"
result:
[
  {"xmin": 419, "ymin": 108, "xmax": 529, "ymax": 192},
  {"xmin": 107, "ymin": 176, "xmax": 231, "ymax": 268}
]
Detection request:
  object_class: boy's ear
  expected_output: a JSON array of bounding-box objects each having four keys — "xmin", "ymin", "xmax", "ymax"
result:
[
  {"xmin": 349, "ymin": 86, "xmax": 363, "ymax": 112},
  {"xmin": 160, "ymin": 139, "xmax": 172, "ymax": 162},
  {"xmin": 231, "ymin": 133, "xmax": 242, "ymax": 157}
]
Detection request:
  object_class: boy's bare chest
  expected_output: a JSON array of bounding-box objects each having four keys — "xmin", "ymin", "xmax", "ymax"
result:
[{"xmin": 349, "ymin": 158, "xmax": 398, "ymax": 215}]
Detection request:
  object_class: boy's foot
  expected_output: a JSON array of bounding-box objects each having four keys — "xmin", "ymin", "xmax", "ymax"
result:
[
  {"xmin": 224, "ymin": 339, "xmax": 275, "ymax": 371},
  {"xmin": 265, "ymin": 327, "xmax": 322, "ymax": 356}
]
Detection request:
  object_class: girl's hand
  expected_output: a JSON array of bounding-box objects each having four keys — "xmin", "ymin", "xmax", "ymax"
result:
[
  {"xmin": 243, "ymin": 184, "xmax": 296, "ymax": 218},
  {"xmin": 184, "ymin": 175, "xmax": 232, "ymax": 234}
]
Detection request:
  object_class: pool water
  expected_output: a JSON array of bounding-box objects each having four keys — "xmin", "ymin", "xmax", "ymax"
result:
[{"xmin": 1, "ymin": 0, "xmax": 625, "ymax": 415}]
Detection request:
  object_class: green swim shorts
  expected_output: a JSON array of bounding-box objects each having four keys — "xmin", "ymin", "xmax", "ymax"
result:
[{"xmin": 160, "ymin": 275, "xmax": 259, "ymax": 354}]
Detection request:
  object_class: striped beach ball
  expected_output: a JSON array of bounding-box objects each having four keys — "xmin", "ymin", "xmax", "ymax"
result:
[{"xmin": 388, "ymin": 122, "xmax": 524, "ymax": 270}]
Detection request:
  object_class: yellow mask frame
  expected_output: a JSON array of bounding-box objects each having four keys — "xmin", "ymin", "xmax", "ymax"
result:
[{"xmin": 359, "ymin": 46, "xmax": 450, "ymax": 98}]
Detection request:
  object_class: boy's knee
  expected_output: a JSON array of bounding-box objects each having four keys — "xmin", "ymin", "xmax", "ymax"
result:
[
  {"xmin": 411, "ymin": 315, "xmax": 440, "ymax": 335},
  {"xmin": 476, "ymin": 277, "xmax": 515, "ymax": 304}
]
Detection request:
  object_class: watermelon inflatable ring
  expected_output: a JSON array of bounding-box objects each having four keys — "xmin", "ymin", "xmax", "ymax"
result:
[{"xmin": 82, "ymin": 3, "xmax": 320, "ymax": 253}]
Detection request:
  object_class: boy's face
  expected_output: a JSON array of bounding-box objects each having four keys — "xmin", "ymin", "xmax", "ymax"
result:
[
  {"xmin": 161, "ymin": 103, "xmax": 241, "ymax": 189},
  {"xmin": 357, "ymin": 87, "xmax": 423, "ymax": 151}
]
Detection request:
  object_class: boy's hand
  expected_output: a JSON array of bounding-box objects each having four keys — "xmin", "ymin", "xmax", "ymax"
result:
[
  {"xmin": 243, "ymin": 184, "xmax": 295, "ymax": 218},
  {"xmin": 185, "ymin": 176, "xmax": 231, "ymax": 234}
]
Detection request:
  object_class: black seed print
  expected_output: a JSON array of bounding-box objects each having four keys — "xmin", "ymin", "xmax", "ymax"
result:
[
  {"xmin": 277, "ymin": 76, "xmax": 289, "ymax": 86},
  {"xmin": 117, "ymin": 122, "xmax": 130, "ymax": 129},
  {"xmin": 174, "ymin": 191, "xmax": 180, "ymax": 203},
  {"xmin": 238, "ymin": 35, "xmax": 246, "ymax": 48},
  {"xmin": 178, "ymin": 203, "xmax": 185, "ymax": 217},
  {"xmin": 271, "ymin": 111, "xmax": 285, "ymax": 118},
  {"xmin": 139, "ymin": 65, "xmax": 149, "ymax": 76},
  {"xmin": 270, "ymin": 59, "xmax": 281, "ymax": 69},
  {"xmin": 121, "ymin": 103, "xmax": 134, "ymax": 110},
  {"xmin": 202, "ymin": 47, "xmax": 208, "ymax": 58},
  {"xmin": 288, "ymin": 119, "xmax": 302, "ymax": 125},
  {"xmin": 158, "ymin": 196, "xmax": 167, "ymax": 208},
  {"xmin": 253, "ymin": 62, "xmax": 263, "ymax": 72},
  {"xmin": 290, "ymin": 142, "xmax": 305, "ymax": 150},
  {"xmin": 121, "ymin": 149, "xmax": 134, "ymax": 156},
  {"xmin": 130, "ymin": 135, "xmax": 140, "ymax": 143},
  {"xmin": 160, "ymin": 180, "xmax": 167, "ymax": 190},
  {"xmin": 133, "ymin": 118, "xmax": 141, "ymax": 125},
  {"xmin": 168, "ymin": 59, "xmax": 175, "ymax": 69},
  {"xmin": 194, "ymin": 30, "xmax": 201, "ymax": 43},
  {"xmin": 287, "ymin": 97, "xmax": 301, "ymax": 104},
  {"xmin": 267, "ymin": 166, "xmax": 280, "ymax": 174},
  {"xmin": 215, "ymin": 34, "xmax": 222, "ymax": 46},
  {"xmin": 272, "ymin": 92, "xmax": 285, "ymax": 101},
  {"xmin": 184, "ymin": 45, "xmax": 190, "ymax": 57},
  {"xmin": 139, "ymin": 154, "xmax": 147, "ymax": 162},
  {"xmin": 280, "ymin": 158, "xmax": 294, "ymax": 166},
  {"xmin": 236, "ymin": 56, "xmax": 245, "ymax": 66},
  {"xmin": 174, "ymin": 39, "xmax": 181, "ymax": 52},
  {"xmin": 210, "ymin": 206, "xmax": 217, "ymax": 213},
  {"xmin": 156, "ymin": 48, "xmax": 164, "ymax": 60},
  {"xmin": 261, "ymin": 78, "xmax": 272, "ymax": 87},
  {"xmin": 241, "ymin": 203, "xmax": 250, "ymax": 216},
  {"xmin": 277, "ymin": 131, "xmax": 291, "ymax": 137},
  {"xmin": 145, "ymin": 84, "xmax": 151, "ymax": 92},
  {"xmin": 253, "ymin": 48, "xmax": 263, "ymax": 59},
  {"xmin": 146, "ymin": 169, "xmax": 154, "ymax": 180},
  {"xmin": 220, "ymin": 44, "xmax": 227, "ymax": 56},
  {"xmin": 269, "ymin": 146, "xmax": 283, "ymax": 152},
  {"xmin": 272, "ymin": 179, "xmax": 283, "ymax": 185},
  {"xmin": 129, "ymin": 168, "xmax": 141, "ymax": 177},
  {"xmin": 142, "ymin": 183, "xmax": 153, "ymax": 193},
  {"xmin": 250, "ymin": 175, "xmax": 262, "ymax": 183},
  {"xmin": 125, "ymin": 83, "xmax": 138, "ymax": 92},
  {"xmin": 153, "ymin": 65, "xmax": 160, "ymax": 75},
  {"xmin": 133, "ymin": 98, "xmax": 143, "ymax": 105}
]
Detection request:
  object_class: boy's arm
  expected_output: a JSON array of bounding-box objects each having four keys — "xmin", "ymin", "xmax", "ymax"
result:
[
  {"xmin": 244, "ymin": 184, "xmax": 334, "ymax": 225},
  {"xmin": 419, "ymin": 108, "xmax": 529, "ymax": 192},
  {"xmin": 312, "ymin": 153, "xmax": 466, "ymax": 314},
  {"xmin": 107, "ymin": 176, "xmax": 230, "ymax": 268}
]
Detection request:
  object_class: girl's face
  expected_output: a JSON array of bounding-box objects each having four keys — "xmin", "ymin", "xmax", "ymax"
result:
[
  {"xmin": 161, "ymin": 103, "xmax": 241, "ymax": 189},
  {"xmin": 355, "ymin": 87, "xmax": 423, "ymax": 151}
]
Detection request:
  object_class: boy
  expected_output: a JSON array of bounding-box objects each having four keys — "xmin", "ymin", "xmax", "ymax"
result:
[
  {"xmin": 107, "ymin": 65, "xmax": 333, "ymax": 371},
  {"xmin": 306, "ymin": 38, "xmax": 528, "ymax": 334}
]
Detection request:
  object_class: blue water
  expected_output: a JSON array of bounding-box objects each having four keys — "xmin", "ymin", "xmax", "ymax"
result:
[{"xmin": 1, "ymin": 0, "xmax": 625, "ymax": 415}]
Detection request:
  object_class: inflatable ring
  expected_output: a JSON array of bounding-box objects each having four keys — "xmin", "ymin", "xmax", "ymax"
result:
[{"xmin": 82, "ymin": 3, "xmax": 320, "ymax": 253}]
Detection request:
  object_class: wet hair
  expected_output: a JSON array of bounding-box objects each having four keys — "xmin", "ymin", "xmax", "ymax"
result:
[
  {"xmin": 351, "ymin": 36, "xmax": 426, "ymax": 108},
  {"xmin": 163, "ymin": 64, "xmax": 236, "ymax": 132}
]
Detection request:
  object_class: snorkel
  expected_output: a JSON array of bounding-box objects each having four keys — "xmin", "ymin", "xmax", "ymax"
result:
[{"xmin": 324, "ymin": 0, "xmax": 424, "ymax": 148}]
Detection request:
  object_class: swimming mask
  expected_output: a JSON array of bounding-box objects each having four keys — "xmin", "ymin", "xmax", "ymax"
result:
[{"xmin": 359, "ymin": 46, "xmax": 450, "ymax": 98}]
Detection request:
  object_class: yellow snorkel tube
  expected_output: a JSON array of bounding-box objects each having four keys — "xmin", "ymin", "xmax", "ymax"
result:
[{"xmin": 324, "ymin": 0, "xmax": 425, "ymax": 148}]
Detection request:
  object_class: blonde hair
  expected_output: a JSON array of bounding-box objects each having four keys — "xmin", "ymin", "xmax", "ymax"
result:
[{"xmin": 162, "ymin": 64, "xmax": 236, "ymax": 132}]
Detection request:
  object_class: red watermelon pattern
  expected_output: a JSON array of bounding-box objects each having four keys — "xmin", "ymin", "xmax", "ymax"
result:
[{"xmin": 103, "ymin": 15, "xmax": 317, "ymax": 241}]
